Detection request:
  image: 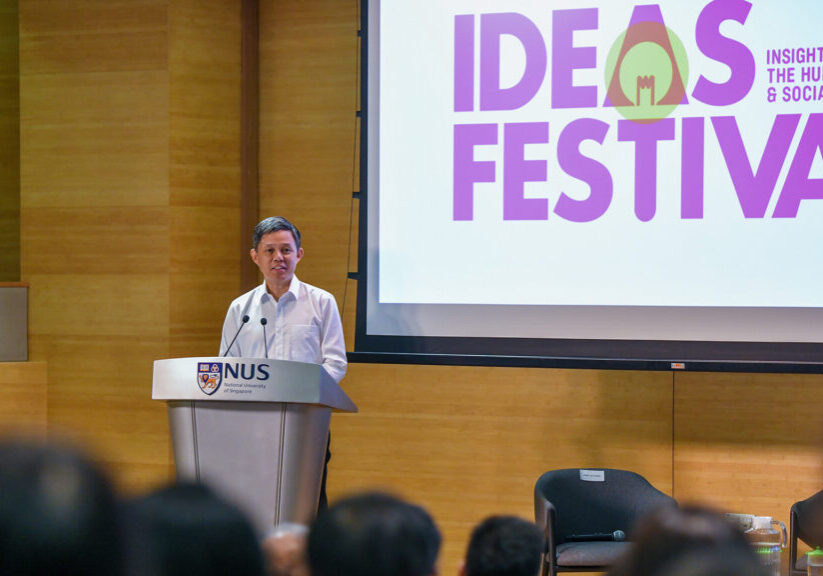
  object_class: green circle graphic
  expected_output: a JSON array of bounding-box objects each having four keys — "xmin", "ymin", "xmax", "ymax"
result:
[{"xmin": 604, "ymin": 24, "xmax": 689, "ymax": 123}]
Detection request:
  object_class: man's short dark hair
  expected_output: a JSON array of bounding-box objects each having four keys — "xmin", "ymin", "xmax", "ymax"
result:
[
  {"xmin": 464, "ymin": 516, "xmax": 545, "ymax": 576},
  {"xmin": 307, "ymin": 491, "xmax": 441, "ymax": 576},
  {"xmin": 253, "ymin": 217, "xmax": 302, "ymax": 250}
]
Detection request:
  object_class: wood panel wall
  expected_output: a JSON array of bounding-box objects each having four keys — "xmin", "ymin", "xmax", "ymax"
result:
[
  {"xmin": 14, "ymin": 1, "xmax": 823, "ymax": 574},
  {"xmin": 0, "ymin": 361, "xmax": 47, "ymax": 437},
  {"xmin": 168, "ymin": 0, "xmax": 242, "ymax": 358},
  {"xmin": 674, "ymin": 371, "xmax": 823, "ymax": 571},
  {"xmin": 20, "ymin": 0, "xmax": 171, "ymax": 491},
  {"xmin": 0, "ymin": 0, "xmax": 19, "ymax": 282},
  {"xmin": 19, "ymin": 0, "xmax": 244, "ymax": 491},
  {"xmin": 259, "ymin": 0, "xmax": 357, "ymax": 305}
]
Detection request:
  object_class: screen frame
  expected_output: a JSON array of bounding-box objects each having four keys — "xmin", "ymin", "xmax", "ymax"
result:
[{"xmin": 350, "ymin": 0, "xmax": 823, "ymax": 374}]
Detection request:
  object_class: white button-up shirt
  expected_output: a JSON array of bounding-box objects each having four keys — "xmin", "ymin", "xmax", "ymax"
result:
[{"xmin": 220, "ymin": 277, "xmax": 347, "ymax": 383}]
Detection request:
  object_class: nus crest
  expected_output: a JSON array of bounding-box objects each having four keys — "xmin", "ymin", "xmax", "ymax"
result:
[{"xmin": 197, "ymin": 362, "xmax": 222, "ymax": 395}]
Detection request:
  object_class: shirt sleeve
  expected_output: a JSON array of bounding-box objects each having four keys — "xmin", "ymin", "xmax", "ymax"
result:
[{"xmin": 319, "ymin": 294, "xmax": 348, "ymax": 384}]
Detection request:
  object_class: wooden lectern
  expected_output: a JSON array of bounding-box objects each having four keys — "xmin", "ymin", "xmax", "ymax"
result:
[{"xmin": 152, "ymin": 357, "xmax": 357, "ymax": 535}]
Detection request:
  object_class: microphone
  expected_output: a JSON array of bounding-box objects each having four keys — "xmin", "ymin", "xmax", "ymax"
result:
[
  {"xmin": 222, "ymin": 315, "xmax": 250, "ymax": 357},
  {"xmin": 260, "ymin": 317, "xmax": 269, "ymax": 359},
  {"xmin": 564, "ymin": 530, "xmax": 625, "ymax": 543}
]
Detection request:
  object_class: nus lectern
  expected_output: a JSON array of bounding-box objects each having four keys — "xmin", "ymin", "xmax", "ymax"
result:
[{"xmin": 152, "ymin": 357, "xmax": 357, "ymax": 535}]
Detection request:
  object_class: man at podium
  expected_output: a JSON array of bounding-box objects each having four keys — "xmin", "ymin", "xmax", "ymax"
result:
[
  {"xmin": 220, "ymin": 216, "xmax": 347, "ymax": 382},
  {"xmin": 220, "ymin": 216, "xmax": 348, "ymax": 508}
]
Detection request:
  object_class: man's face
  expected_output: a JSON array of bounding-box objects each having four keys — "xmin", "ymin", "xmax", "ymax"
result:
[{"xmin": 251, "ymin": 230, "xmax": 303, "ymax": 289}]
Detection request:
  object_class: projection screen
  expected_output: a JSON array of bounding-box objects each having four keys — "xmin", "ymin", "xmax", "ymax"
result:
[{"xmin": 351, "ymin": 0, "xmax": 823, "ymax": 371}]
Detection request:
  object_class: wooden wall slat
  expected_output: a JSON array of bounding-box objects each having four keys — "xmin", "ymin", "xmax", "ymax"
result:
[
  {"xmin": 0, "ymin": 361, "xmax": 47, "ymax": 437},
  {"xmin": 22, "ymin": 208, "xmax": 168, "ymax": 273},
  {"xmin": 674, "ymin": 372, "xmax": 823, "ymax": 510},
  {"xmin": 20, "ymin": 1, "xmax": 167, "ymax": 75},
  {"xmin": 259, "ymin": 0, "xmax": 357, "ymax": 299},
  {"xmin": 20, "ymin": 0, "xmax": 171, "ymax": 493},
  {"xmin": 168, "ymin": 0, "xmax": 242, "ymax": 359},
  {"xmin": 0, "ymin": 0, "xmax": 19, "ymax": 282},
  {"xmin": 20, "ymin": 71, "xmax": 168, "ymax": 209}
]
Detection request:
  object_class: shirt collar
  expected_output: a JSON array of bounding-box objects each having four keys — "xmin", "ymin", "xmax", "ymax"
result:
[
  {"xmin": 259, "ymin": 276, "xmax": 301, "ymax": 303},
  {"xmin": 284, "ymin": 275, "xmax": 301, "ymax": 301}
]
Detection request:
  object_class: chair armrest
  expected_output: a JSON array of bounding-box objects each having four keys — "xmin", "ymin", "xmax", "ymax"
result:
[
  {"xmin": 535, "ymin": 489, "xmax": 558, "ymax": 576},
  {"xmin": 790, "ymin": 505, "xmax": 799, "ymax": 571}
]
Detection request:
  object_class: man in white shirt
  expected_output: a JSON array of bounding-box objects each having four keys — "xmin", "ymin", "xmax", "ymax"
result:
[
  {"xmin": 220, "ymin": 216, "xmax": 347, "ymax": 383},
  {"xmin": 220, "ymin": 216, "xmax": 347, "ymax": 509}
]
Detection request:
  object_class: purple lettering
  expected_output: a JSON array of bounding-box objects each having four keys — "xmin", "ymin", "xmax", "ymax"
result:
[
  {"xmin": 453, "ymin": 123, "xmax": 498, "ymax": 221},
  {"xmin": 693, "ymin": 0, "xmax": 755, "ymax": 106},
  {"xmin": 554, "ymin": 119, "xmax": 612, "ymax": 222},
  {"xmin": 480, "ymin": 13, "xmax": 547, "ymax": 111},
  {"xmin": 618, "ymin": 119, "xmax": 676, "ymax": 222},
  {"xmin": 551, "ymin": 8, "xmax": 598, "ymax": 109},
  {"xmin": 774, "ymin": 114, "xmax": 823, "ymax": 218},
  {"xmin": 454, "ymin": 15, "xmax": 475, "ymax": 112},
  {"xmin": 681, "ymin": 117, "xmax": 705, "ymax": 219},
  {"xmin": 712, "ymin": 115, "xmax": 799, "ymax": 218},
  {"xmin": 504, "ymin": 122, "xmax": 549, "ymax": 220}
]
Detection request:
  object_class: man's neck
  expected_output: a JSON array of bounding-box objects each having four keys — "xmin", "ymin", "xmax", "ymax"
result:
[{"xmin": 266, "ymin": 279, "xmax": 292, "ymax": 301}]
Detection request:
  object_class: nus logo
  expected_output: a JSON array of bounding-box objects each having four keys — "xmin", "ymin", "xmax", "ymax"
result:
[{"xmin": 197, "ymin": 362, "xmax": 222, "ymax": 395}]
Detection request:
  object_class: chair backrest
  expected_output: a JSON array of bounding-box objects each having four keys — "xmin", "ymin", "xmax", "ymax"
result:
[
  {"xmin": 794, "ymin": 489, "xmax": 823, "ymax": 547},
  {"xmin": 534, "ymin": 468, "xmax": 676, "ymax": 542}
]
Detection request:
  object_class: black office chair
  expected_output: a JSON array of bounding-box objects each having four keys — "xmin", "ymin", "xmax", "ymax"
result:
[
  {"xmin": 534, "ymin": 468, "xmax": 677, "ymax": 576},
  {"xmin": 790, "ymin": 489, "xmax": 823, "ymax": 576}
]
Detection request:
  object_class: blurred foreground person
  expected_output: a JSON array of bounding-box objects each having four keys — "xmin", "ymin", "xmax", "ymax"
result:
[
  {"xmin": 125, "ymin": 482, "xmax": 265, "ymax": 576},
  {"xmin": 462, "ymin": 515, "xmax": 544, "ymax": 576},
  {"xmin": 308, "ymin": 491, "xmax": 441, "ymax": 576},
  {"xmin": 0, "ymin": 439, "xmax": 125, "ymax": 576},
  {"xmin": 262, "ymin": 523, "xmax": 309, "ymax": 576},
  {"xmin": 606, "ymin": 505, "xmax": 768, "ymax": 576}
]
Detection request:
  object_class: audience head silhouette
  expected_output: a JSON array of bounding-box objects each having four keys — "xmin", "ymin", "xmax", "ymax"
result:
[
  {"xmin": 125, "ymin": 482, "xmax": 265, "ymax": 576},
  {"xmin": 308, "ymin": 491, "xmax": 441, "ymax": 576},
  {"xmin": 0, "ymin": 438, "xmax": 125, "ymax": 576},
  {"xmin": 0, "ymin": 436, "xmax": 774, "ymax": 576},
  {"xmin": 606, "ymin": 504, "xmax": 768, "ymax": 576},
  {"xmin": 462, "ymin": 515, "xmax": 545, "ymax": 576}
]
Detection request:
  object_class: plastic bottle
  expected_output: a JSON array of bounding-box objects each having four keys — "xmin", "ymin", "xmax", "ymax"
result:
[
  {"xmin": 747, "ymin": 516, "xmax": 787, "ymax": 576},
  {"xmin": 807, "ymin": 547, "xmax": 823, "ymax": 576}
]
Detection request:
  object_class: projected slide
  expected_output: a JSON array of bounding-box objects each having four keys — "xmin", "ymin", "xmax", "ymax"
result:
[{"xmin": 359, "ymin": 0, "xmax": 823, "ymax": 365}]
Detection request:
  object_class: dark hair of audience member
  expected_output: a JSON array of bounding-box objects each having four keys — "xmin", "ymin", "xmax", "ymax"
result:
[
  {"xmin": 308, "ymin": 491, "xmax": 441, "ymax": 576},
  {"xmin": 463, "ymin": 515, "xmax": 545, "ymax": 576},
  {"xmin": 124, "ymin": 482, "xmax": 265, "ymax": 576},
  {"xmin": 606, "ymin": 504, "xmax": 768, "ymax": 576},
  {"xmin": 0, "ymin": 438, "xmax": 126, "ymax": 576}
]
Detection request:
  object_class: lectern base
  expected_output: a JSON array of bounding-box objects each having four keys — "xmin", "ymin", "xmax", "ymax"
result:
[{"xmin": 167, "ymin": 400, "xmax": 331, "ymax": 535}]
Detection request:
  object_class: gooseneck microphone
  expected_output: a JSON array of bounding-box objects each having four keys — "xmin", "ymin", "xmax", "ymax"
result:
[
  {"xmin": 222, "ymin": 315, "xmax": 250, "ymax": 357},
  {"xmin": 564, "ymin": 530, "xmax": 626, "ymax": 543},
  {"xmin": 260, "ymin": 317, "xmax": 269, "ymax": 359}
]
